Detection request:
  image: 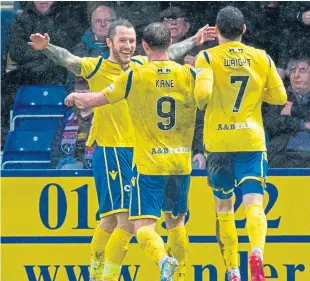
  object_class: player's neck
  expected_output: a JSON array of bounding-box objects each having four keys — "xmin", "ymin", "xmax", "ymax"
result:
[
  {"xmin": 218, "ymin": 36, "xmax": 242, "ymax": 45},
  {"xmin": 148, "ymin": 51, "xmax": 169, "ymax": 62},
  {"xmin": 107, "ymin": 55, "xmax": 129, "ymax": 70}
]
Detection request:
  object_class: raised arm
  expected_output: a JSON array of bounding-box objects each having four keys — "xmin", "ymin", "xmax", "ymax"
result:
[
  {"xmin": 28, "ymin": 33, "xmax": 82, "ymax": 76},
  {"xmin": 65, "ymin": 91, "xmax": 109, "ymax": 109},
  {"xmin": 168, "ymin": 24, "xmax": 216, "ymax": 61},
  {"xmin": 194, "ymin": 51, "xmax": 214, "ymax": 110}
]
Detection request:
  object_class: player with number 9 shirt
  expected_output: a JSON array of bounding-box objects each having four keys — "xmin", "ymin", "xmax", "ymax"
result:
[{"xmin": 66, "ymin": 22, "xmax": 197, "ymax": 281}]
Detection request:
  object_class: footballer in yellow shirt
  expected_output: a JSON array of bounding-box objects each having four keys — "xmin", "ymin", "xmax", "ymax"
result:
[
  {"xmin": 194, "ymin": 6, "xmax": 287, "ymax": 281},
  {"xmin": 29, "ymin": 19, "xmax": 148, "ymax": 281},
  {"xmin": 65, "ymin": 22, "xmax": 199, "ymax": 281}
]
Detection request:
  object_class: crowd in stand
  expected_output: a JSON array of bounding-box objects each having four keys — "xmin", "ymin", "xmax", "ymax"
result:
[{"xmin": 1, "ymin": 1, "xmax": 310, "ymax": 169}]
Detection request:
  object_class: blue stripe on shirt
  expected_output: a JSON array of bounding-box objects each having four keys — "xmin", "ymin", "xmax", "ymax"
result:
[{"xmin": 86, "ymin": 57, "xmax": 104, "ymax": 79}]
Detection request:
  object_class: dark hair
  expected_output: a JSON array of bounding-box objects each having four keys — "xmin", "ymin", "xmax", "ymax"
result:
[
  {"xmin": 142, "ymin": 22, "xmax": 171, "ymax": 50},
  {"xmin": 108, "ymin": 18, "xmax": 134, "ymax": 40},
  {"xmin": 216, "ymin": 6, "xmax": 245, "ymax": 40}
]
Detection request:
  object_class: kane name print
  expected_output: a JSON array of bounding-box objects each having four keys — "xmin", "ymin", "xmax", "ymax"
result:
[{"xmin": 156, "ymin": 80, "xmax": 174, "ymax": 88}]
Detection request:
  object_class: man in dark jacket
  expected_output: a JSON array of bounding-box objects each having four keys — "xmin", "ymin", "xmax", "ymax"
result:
[
  {"xmin": 1, "ymin": 1, "xmax": 87, "ymax": 148},
  {"xmin": 7, "ymin": 1, "xmax": 86, "ymax": 84},
  {"xmin": 66, "ymin": 5, "xmax": 116, "ymax": 94},
  {"xmin": 264, "ymin": 58, "xmax": 310, "ymax": 168}
]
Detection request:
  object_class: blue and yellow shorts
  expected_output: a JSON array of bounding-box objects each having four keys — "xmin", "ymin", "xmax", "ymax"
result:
[
  {"xmin": 129, "ymin": 170, "xmax": 191, "ymax": 220},
  {"xmin": 206, "ymin": 151, "xmax": 268, "ymax": 199},
  {"xmin": 92, "ymin": 146, "xmax": 133, "ymax": 218}
]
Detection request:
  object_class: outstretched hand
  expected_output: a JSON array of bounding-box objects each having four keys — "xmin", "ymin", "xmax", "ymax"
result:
[
  {"xmin": 65, "ymin": 93, "xmax": 76, "ymax": 107},
  {"xmin": 195, "ymin": 24, "xmax": 217, "ymax": 46},
  {"xmin": 65, "ymin": 92, "xmax": 89, "ymax": 110},
  {"xmin": 28, "ymin": 33, "xmax": 50, "ymax": 50}
]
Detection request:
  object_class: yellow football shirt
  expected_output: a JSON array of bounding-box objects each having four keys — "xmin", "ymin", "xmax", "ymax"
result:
[
  {"xmin": 194, "ymin": 41, "xmax": 287, "ymax": 152},
  {"xmin": 103, "ymin": 61, "xmax": 197, "ymax": 175},
  {"xmin": 80, "ymin": 56, "xmax": 147, "ymax": 147}
]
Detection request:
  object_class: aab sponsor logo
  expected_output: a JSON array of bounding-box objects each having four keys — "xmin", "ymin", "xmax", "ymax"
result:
[{"xmin": 24, "ymin": 252, "xmax": 306, "ymax": 281}]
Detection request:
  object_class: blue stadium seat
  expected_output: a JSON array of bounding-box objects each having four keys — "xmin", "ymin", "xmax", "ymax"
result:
[
  {"xmin": 12, "ymin": 85, "xmax": 67, "ymax": 115},
  {"xmin": 2, "ymin": 130, "xmax": 55, "ymax": 169},
  {"xmin": 11, "ymin": 85, "xmax": 67, "ymax": 130},
  {"xmin": 12, "ymin": 115, "xmax": 61, "ymax": 132}
]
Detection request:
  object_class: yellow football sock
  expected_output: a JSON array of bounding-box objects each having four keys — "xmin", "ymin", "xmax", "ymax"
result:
[
  {"xmin": 245, "ymin": 204, "xmax": 267, "ymax": 252},
  {"xmin": 216, "ymin": 213, "xmax": 239, "ymax": 270},
  {"xmin": 136, "ymin": 226, "xmax": 167, "ymax": 265},
  {"xmin": 167, "ymin": 226, "xmax": 189, "ymax": 281},
  {"xmin": 90, "ymin": 225, "xmax": 111, "ymax": 278},
  {"xmin": 100, "ymin": 228, "xmax": 133, "ymax": 281}
]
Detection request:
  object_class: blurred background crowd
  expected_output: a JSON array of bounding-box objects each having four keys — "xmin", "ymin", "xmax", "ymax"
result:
[{"xmin": 1, "ymin": 1, "xmax": 309, "ymax": 169}]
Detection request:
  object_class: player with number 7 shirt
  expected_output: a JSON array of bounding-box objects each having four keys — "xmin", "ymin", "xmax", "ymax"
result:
[{"xmin": 194, "ymin": 6, "xmax": 287, "ymax": 281}]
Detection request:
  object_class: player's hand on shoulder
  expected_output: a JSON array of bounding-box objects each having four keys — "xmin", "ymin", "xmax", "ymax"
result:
[{"xmin": 28, "ymin": 33, "xmax": 50, "ymax": 50}]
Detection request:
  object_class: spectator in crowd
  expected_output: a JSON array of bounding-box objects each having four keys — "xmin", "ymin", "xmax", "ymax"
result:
[
  {"xmin": 87, "ymin": 1, "xmax": 161, "ymax": 43},
  {"xmin": 160, "ymin": 5, "xmax": 217, "ymax": 66},
  {"xmin": 157, "ymin": 6, "xmax": 217, "ymax": 170},
  {"xmin": 264, "ymin": 58, "xmax": 310, "ymax": 168},
  {"xmin": 1, "ymin": 1, "xmax": 87, "ymax": 149},
  {"xmin": 277, "ymin": 2, "xmax": 310, "ymax": 78},
  {"xmin": 50, "ymin": 78, "xmax": 93, "ymax": 170},
  {"xmin": 66, "ymin": 5, "xmax": 116, "ymax": 94},
  {"xmin": 7, "ymin": 1, "xmax": 86, "ymax": 84}
]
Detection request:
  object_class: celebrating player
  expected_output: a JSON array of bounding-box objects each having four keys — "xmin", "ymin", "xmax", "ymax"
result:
[
  {"xmin": 194, "ymin": 6, "xmax": 287, "ymax": 281},
  {"xmin": 29, "ymin": 19, "xmax": 146, "ymax": 281},
  {"xmin": 65, "ymin": 22, "xmax": 198, "ymax": 281}
]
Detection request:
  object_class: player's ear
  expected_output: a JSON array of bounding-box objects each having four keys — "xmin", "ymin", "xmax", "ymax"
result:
[
  {"xmin": 242, "ymin": 24, "xmax": 246, "ymax": 34},
  {"xmin": 142, "ymin": 40, "xmax": 150, "ymax": 53},
  {"xmin": 106, "ymin": 37, "xmax": 112, "ymax": 48},
  {"xmin": 169, "ymin": 38, "xmax": 172, "ymax": 47}
]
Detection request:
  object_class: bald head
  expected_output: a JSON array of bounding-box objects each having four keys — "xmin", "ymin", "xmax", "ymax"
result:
[{"xmin": 92, "ymin": 6, "xmax": 116, "ymax": 40}]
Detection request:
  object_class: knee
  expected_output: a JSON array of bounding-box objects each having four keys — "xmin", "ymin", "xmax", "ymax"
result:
[
  {"xmin": 215, "ymin": 197, "xmax": 234, "ymax": 213},
  {"xmin": 115, "ymin": 213, "xmax": 134, "ymax": 234},
  {"xmin": 99, "ymin": 216, "xmax": 116, "ymax": 233}
]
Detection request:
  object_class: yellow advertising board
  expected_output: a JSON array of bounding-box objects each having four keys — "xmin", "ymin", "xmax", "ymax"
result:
[{"xmin": 1, "ymin": 170, "xmax": 310, "ymax": 281}]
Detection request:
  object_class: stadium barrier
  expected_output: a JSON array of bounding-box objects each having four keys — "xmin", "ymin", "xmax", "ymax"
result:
[{"xmin": 1, "ymin": 169, "xmax": 310, "ymax": 281}]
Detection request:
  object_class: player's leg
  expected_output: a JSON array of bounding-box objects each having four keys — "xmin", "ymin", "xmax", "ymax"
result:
[
  {"xmin": 102, "ymin": 213, "xmax": 134, "ymax": 281},
  {"xmin": 163, "ymin": 175, "xmax": 190, "ymax": 281},
  {"xmin": 90, "ymin": 216, "xmax": 116, "ymax": 281},
  {"xmin": 207, "ymin": 152, "xmax": 241, "ymax": 281},
  {"xmin": 91, "ymin": 146, "xmax": 120, "ymax": 281},
  {"xmin": 130, "ymin": 173, "xmax": 178, "ymax": 281},
  {"xmin": 235, "ymin": 152, "xmax": 268, "ymax": 281},
  {"xmin": 99, "ymin": 147, "xmax": 135, "ymax": 281}
]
